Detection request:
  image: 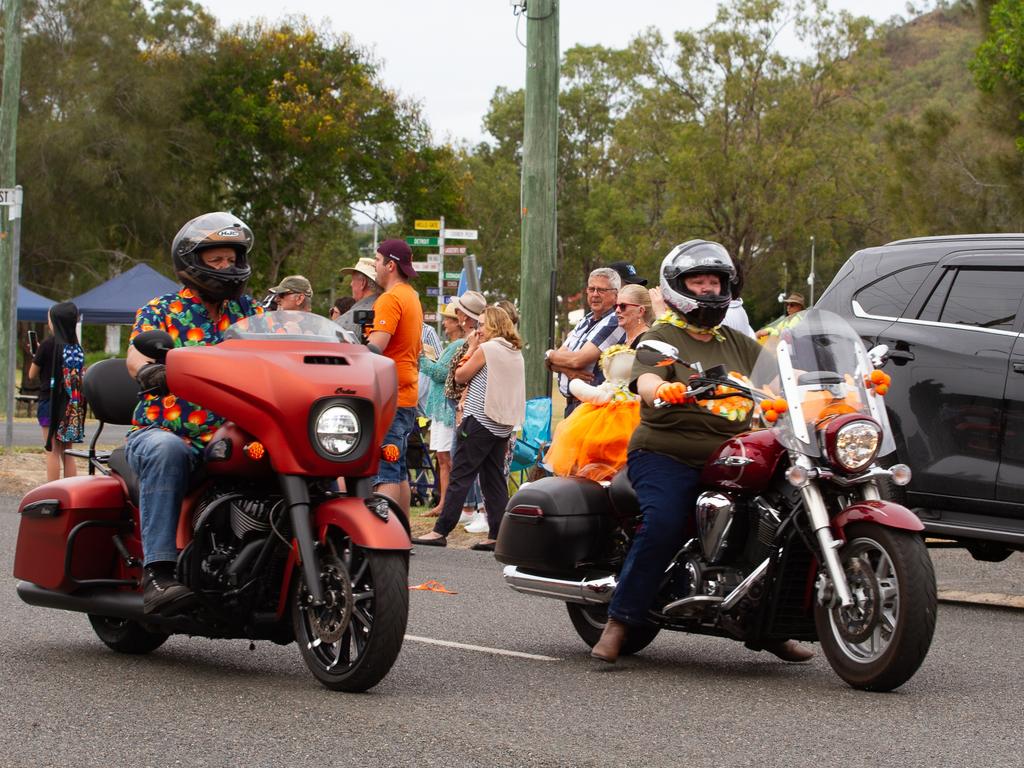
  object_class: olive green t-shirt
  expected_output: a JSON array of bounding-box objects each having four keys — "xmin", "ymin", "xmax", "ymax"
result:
[{"xmin": 627, "ymin": 323, "xmax": 762, "ymax": 468}]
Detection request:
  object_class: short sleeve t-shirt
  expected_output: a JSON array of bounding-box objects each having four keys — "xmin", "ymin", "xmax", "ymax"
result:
[
  {"xmin": 628, "ymin": 323, "xmax": 762, "ymax": 467},
  {"xmin": 373, "ymin": 282, "xmax": 424, "ymax": 408},
  {"xmin": 32, "ymin": 336, "xmax": 56, "ymax": 399},
  {"xmin": 129, "ymin": 287, "xmax": 262, "ymax": 453}
]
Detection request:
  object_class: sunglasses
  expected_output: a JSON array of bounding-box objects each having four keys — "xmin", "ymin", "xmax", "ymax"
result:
[{"xmin": 615, "ymin": 302, "xmax": 640, "ymax": 311}]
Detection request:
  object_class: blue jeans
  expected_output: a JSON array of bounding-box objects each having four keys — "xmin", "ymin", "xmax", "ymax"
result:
[
  {"xmin": 375, "ymin": 406, "xmax": 418, "ymax": 486},
  {"xmin": 609, "ymin": 450, "xmax": 702, "ymax": 626},
  {"xmin": 125, "ymin": 427, "xmax": 199, "ymax": 566}
]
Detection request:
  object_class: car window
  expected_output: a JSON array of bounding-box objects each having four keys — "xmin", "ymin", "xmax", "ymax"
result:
[
  {"xmin": 922, "ymin": 269, "xmax": 1024, "ymax": 330},
  {"xmin": 853, "ymin": 264, "xmax": 932, "ymax": 318}
]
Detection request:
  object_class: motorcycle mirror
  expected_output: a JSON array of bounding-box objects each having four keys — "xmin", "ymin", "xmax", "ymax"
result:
[
  {"xmin": 635, "ymin": 339, "xmax": 681, "ymax": 368},
  {"xmin": 868, "ymin": 344, "xmax": 889, "ymax": 369},
  {"xmin": 133, "ymin": 330, "xmax": 175, "ymax": 363}
]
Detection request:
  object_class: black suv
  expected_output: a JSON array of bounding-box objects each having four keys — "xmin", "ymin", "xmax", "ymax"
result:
[{"xmin": 816, "ymin": 234, "xmax": 1024, "ymax": 560}]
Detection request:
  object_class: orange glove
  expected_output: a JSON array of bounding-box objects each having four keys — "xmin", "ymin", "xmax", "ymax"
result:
[{"xmin": 656, "ymin": 381, "xmax": 690, "ymax": 405}]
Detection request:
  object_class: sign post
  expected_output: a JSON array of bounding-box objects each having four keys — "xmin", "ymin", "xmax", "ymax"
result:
[{"xmin": 1, "ymin": 186, "xmax": 23, "ymax": 450}]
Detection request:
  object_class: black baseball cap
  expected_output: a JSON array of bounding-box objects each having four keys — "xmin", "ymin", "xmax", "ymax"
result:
[{"xmin": 606, "ymin": 260, "xmax": 648, "ymax": 286}]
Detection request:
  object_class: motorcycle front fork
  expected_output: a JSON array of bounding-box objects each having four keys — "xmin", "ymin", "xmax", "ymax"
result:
[{"xmin": 793, "ymin": 455, "xmax": 856, "ymax": 608}]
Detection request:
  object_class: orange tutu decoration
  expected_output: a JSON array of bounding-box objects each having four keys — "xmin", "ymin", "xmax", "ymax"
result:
[{"xmin": 545, "ymin": 399, "xmax": 641, "ymax": 477}]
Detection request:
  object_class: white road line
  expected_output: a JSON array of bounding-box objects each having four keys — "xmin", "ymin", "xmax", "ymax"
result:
[{"xmin": 404, "ymin": 634, "xmax": 562, "ymax": 662}]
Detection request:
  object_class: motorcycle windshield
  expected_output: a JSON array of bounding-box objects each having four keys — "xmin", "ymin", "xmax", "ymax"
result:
[
  {"xmin": 748, "ymin": 309, "xmax": 894, "ymax": 458},
  {"xmin": 223, "ymin": 311, "xmax": 359, "ymax": 344}
]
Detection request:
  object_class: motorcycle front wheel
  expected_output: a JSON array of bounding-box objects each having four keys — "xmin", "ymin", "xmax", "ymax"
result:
[
  {"xmin": 814, "ymin": 522, "xmax": 937, "ymax": 692},
  {"xmin": 291, "ymin": 531, "xmax": 409, "ymax": 692},
  {"xmin": 566, "ymin": 603, "xmax": 660, "ymax": 656}
]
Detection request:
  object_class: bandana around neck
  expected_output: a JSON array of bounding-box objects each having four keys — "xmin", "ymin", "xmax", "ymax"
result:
[{"xmin": 653, "ymin": 311, "xmax": 726, "ymax": 342}]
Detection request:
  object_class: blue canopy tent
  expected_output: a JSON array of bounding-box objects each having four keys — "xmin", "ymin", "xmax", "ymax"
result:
[
  {"xmin": 17, "ymin": 285, "xmax": 56, "ymax": 322},
  {"xmin": 70, "ymin": 263, "xmax": 179, "ymax": 324}
]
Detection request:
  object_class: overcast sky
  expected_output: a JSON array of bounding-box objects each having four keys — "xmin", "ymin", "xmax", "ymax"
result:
[{"xmin": 199, "ymin": 0, "xmax": 914, "ymax": 146}]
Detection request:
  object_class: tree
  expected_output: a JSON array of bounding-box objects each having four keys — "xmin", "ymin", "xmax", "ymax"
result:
[
  {"xmin": 973, "ymin": 0, "xmax": 1024, "ymax": 152},
  {"xmin": 12, "ymin": 0, "xmax": 217, "ymax": 296},
  {"xmin": 187, "ymin": 18, "xmax": 458, "ymax": 286}
]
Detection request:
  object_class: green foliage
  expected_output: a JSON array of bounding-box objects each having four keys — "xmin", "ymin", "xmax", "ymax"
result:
[
  {"xmin": 973, "ymin": 0, "xmax": 1024, "ymax": 151},
  {"xmin": 13, "ymin": 0, "xmax": 216, "ymax": 298}
]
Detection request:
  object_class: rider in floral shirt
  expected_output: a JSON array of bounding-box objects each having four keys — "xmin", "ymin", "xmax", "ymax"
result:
[
  {"xmin": 129, "ymin": 287, "xmax": 261, "ymax": 453},
  {"xmin": 125, "ymin": 212, "xmax": 262, "ymax": 615}
]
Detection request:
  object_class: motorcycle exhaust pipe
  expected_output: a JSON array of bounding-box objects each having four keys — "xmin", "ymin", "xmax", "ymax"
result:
[
  {"xmin": 17, "ymin": 580, "xmax": 143, "ymax": 620},
  {"xmin": 502, "ymin": 566, "xmax": 616, "ymax": 605}
]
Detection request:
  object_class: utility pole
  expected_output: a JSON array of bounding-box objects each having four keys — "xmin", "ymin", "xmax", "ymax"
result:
[
  {"xmin": 519, "ymin": 0, "xmax": 558, "ymax": 400},
  {"xmin": 808, "ymin": 235, "xmax": 816, "ymax": 307},
  {"xmin": 1, "ymin": 0, "xmax": 24, "ymax": 446}
]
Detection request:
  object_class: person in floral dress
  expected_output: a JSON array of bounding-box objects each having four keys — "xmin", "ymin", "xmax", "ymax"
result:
[{"xmin": 125, "ymin": 212, "xmax": 262, "ymax": 614}]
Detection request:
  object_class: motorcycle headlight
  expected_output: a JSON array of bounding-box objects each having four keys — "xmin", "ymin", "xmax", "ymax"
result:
[
  {"xmin": 315, "ymin": 405, "xmax": 360, "ymax": 457},
  {"xmin": 827, "ymin": 418, "xmax": 881, "ymax": 473}
]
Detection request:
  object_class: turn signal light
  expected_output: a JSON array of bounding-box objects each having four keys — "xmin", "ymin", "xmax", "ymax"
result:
[
  {"xmin": 785, "ymin": 465, "xmax": 811, "ymax": 488},
  {"xmin": 889, "ymin": 463, "xmax": 912, "ymax": 486},
  {"xmin": 244, "ymin": 442, "xmax": 265, "ymax": 460}
]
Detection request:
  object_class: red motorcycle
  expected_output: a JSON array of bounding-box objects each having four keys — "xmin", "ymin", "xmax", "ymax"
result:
[
  {"xmin": 13, "ymin": 311, "xmax": 412, "ymax": 692},
  {"xmin": 496, "ymin": 309, "xmax": 938, "ymax": 691}
]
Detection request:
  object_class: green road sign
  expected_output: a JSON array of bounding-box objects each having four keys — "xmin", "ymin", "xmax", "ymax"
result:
[
  {"xmin": 444, "ymin": 271, "xmax": 461, "ymax": 279},
  {"xmin": 405, "ymin": 236, "xmax": 439, "ymax": 247}
]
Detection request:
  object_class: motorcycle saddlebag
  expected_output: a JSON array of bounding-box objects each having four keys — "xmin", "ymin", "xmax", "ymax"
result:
[
  {"xmin": 13, "ymin": 476, "xmax": 127, "ymax": 592},
  {"xmin": 495, "ymin": 476, "xmax": 614, "ymax": 574}
]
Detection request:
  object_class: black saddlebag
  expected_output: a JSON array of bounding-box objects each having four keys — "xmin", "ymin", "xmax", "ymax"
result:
[{"xmin": 495, "ymin": 476, "xmax": 614, "ymax": 574}]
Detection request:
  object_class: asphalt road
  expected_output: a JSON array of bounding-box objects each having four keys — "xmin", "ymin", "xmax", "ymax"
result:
[
  {"xmin": 4, "ymin": 418, "xmax": 131, "ymax": 448},
  {"xmin": 1, "ymin": 496, "xmax": 1022, "ymax": 768}
]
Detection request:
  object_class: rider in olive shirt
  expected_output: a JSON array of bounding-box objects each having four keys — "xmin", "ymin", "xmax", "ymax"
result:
[{"xmin": 591, "ymin": 240, "xmax": 815, "ymax": 666}]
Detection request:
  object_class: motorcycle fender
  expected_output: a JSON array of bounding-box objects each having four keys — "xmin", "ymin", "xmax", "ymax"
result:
[
  {"xmin": 832, "ymin": 499, "xmax": 924, "ymax": 534},
  {"xmin": 313, "ymin": 497, "xmax": 412, "ymax": 551}
]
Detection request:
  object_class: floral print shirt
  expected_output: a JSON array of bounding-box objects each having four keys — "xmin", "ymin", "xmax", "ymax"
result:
[{"xmin": 129, "ymin": 287, "xmax": 261, "ymax": 453}]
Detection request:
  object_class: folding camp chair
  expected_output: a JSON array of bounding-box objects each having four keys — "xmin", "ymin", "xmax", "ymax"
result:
[
  {"xmin": 407, "ymin": 416, "xmax": 439, "ymax": 507},
  {"xmin": 508, "ymin": 397, "xmax": 552, "ymax": 488}
]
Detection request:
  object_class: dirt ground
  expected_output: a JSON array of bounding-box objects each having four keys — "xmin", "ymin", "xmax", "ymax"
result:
[{"xmin": 0, "ymin": 450, "xmax": 483, "ymax": 549}]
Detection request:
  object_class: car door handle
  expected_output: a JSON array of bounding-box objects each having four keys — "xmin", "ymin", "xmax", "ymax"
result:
[
  {"xmin": 887, "ymin": 350, "xmax": 915, "ymax": 365},
  {"xmin": 1013, "ymin": 362, "xmax": 1024, "ymax": 374}
]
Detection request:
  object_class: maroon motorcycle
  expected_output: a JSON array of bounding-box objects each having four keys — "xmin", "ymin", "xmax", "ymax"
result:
[{"xmin": 496, "ymin": 309, "xmax": 937, "ymax": 691}]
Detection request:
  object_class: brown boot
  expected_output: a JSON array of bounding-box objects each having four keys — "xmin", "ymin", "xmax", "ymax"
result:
[
  {"xmin": 591, "ymin": 618, "xmax": 629, "ymax": 663},
  {"xmin": 763, "ymin": 639, "xmax": 815, "ymax": 663}
]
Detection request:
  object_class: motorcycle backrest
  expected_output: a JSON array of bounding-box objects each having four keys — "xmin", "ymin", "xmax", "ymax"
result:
[{"xmin": 84, "ymin": 358, "xmax": 139, "ymax": 425}]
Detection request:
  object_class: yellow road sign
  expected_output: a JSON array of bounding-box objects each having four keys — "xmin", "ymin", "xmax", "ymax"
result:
[{"xmin": 414, "ymin": 219, "xmax": 441, "ymax": 231}]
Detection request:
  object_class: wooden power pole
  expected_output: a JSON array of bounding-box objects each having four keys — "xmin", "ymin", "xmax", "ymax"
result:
[
  {"xmin": 519, "ymin": 0, "xmax": 558, "ymax": 400},
  {"xmin": 1, "ymin": 0, "xmax": 24, "ymax": 444}
]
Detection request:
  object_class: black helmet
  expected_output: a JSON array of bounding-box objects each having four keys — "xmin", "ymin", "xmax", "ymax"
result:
[
  {"xmin": 659, "ymin": 240, "xmax": 736, "ymax": 329},
  {"xmin": 171, "ymin": 211, "xmax": 253, "ymax": 302}
]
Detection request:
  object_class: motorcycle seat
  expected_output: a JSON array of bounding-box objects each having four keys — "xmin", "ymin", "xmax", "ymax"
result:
[
  {"xmin": 608, "ymin": 469, "xmax": 641, "ymax": 521},
  {"xmin": 108, "ymin": 446, "xmax": 208, "ymax": 511}
]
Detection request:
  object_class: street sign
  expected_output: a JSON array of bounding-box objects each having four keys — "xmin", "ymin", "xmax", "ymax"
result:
[
  {"xmin": 405, "ymin": 236, "xmax": 439, "ymax": 247},
  {"xmin": 426, "ymin": 252, "xmax": 441, "ymax": 263},
  {"xmin": 443, "ymin": 228, "xmax": 478, "ymax": 241},
  {"xmin": 411, "ymin": 261, "xmax": 439, "ymax": 272},
  {"xmin": 0, "ymin": 188, "xmax": 22, "ymax": 206},
  {"xmin": 415, "ymin": 219, "xmax": 441, "ymax": 231},
  {"xmin": 424, "ymin": 312, "xmax": 438, "ymax": 322},
  {"xmin": 443, "ymin": 245, "xmax": 467, "ymax": 256},
  {"xmin": 443, "ymin": 279, "xmax": 459, "ymax": 291},
  {"xmin": 440, "ymin": 296, "xmax": 455, "ymax": 304},
  {"xmin": 444, "ymin": 271, "xmax": 461, "ymax": 280},
  {"xmin": 426, "ymin": 286, "xmax": 440, "ymax": 297}
]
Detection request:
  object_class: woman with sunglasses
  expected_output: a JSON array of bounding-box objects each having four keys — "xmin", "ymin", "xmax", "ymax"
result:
[{"xmin": 614, "ymin": 283, "xmax": 654, "ymax": 348}]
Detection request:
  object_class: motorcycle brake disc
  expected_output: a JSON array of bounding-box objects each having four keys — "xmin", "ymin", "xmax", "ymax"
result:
[
  {"xmin": 306, "ymin": 554, "xmax": 354, "ymax": 645},
  {"xmin": 835, "ymin": 557, "xmax": 881, "ymax": 645}
]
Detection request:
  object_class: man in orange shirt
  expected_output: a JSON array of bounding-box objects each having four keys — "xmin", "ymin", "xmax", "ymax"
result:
[{"xmin": 368, "ymin": 238, "xmax": 424, "ymax": 514}]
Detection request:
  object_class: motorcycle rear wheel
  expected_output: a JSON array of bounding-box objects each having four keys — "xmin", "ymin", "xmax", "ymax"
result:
[
  {"xmin": 292, "ymin": 532, "xmax": 409, "ymax": 692},
  {"xmin": 88, "ymin": 614, "xmax": 169, "ymax": 655},
  {"xmin": 566, "ymin": 603, "xmax": 660, "ymax": 656},
  {"xmin": 814, "ymin": 523, "xmax": 937, "ymax": 692}
]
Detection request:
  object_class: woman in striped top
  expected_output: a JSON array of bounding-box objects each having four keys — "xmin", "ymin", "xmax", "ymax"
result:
[{"xmin": 413, "ymin": 306, "xmax": 526, "ymax": 550}]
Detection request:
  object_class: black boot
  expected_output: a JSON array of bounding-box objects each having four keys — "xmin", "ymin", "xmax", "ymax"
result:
[{"xmin": 143, "ymin": 562, "xmax": 195, "ymax": 615}]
